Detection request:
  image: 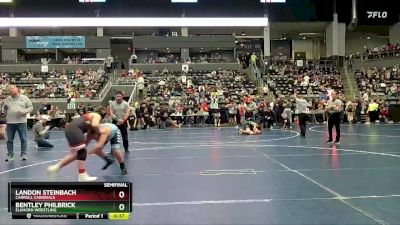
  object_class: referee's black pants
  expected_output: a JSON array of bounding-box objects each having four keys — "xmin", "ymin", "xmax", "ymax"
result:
[
  {"xmin": 298, "ymin": 113, "xmax": 308, "ymax": 136},
  {"xmin": 117, "ymin": 123, "xmax": 129, "ymax": 152},
  {"xmin": 328, "ymin": 112, "xmax": 341, "ymax": 142}
]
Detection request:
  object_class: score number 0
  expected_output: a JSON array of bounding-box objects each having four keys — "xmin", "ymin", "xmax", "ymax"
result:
[{"xmin": 119, "ymin": 191, "xmax": 126, "ymax": 211}]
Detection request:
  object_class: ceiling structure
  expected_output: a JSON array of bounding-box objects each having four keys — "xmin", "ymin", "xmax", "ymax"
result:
[
  {"xmin": 0, "ymin": 0, "xmax": 396, "ymax": 42},
  {"xmin": 0, "ymin": 0, "xmax": 397, "ymax": 24}
]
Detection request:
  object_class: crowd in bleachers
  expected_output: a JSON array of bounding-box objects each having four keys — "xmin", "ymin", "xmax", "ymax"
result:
[
  {"xmin": 356, "ymin": 66, "xmax": 400, "ymax": 98},
  {"xmin": 0, "ymin": 67, "xmax": 108, "ymax": 99},
  {"xmin": 122, "ymin": 63, "xmax": 400, "ymax": 130},
  {"xmin": 354, "ymin": 65, "xmax": 400, "ymax": 123},
  {"xmin": 351, "ymin": 42, "xmax": 400, "ymax": 61},
  {"xmin": 115, "ymin": 65, "xmax": 352, "ymax": 130},
  {"xmin": 2, "ymin": 61, "xmax": 396, "ymax": 134},
  {"xmin": 119, "ymin": 68, "xmax": 262, "ymax": 129},
  {"xmin": 263, "ymin": 65, "xmax": 343, "ymax": 97},
  {"xmin": 135, "ymin": 53, "xmax": 233, "ymax": 64}
]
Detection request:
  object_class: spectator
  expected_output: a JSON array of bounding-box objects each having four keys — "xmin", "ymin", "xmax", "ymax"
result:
[
  {"xmin": 38, "ymin": 99, "xmax": 52, "ymax": 115},
  {"xmin": 367, "ymin": 99, "xmax": 379, "ymax": 123},
  {"xmin": 345, "ymin": 100, "xmax": 355, "ymax": 123},
  {"xmin": 129, "ymin": 53, "xmax": 138, "ymax": 64},
  {"xmin": 250, "ymin": 52, "xmax": 257, "ymax": 68},
  {"xmin": 105, "ymin": 55, "xmax": 113, "ymax": 73},
  {"xmin": 3, "ymin": 85, "xmax": 33, "ymax": 161},
  {"xmin": 137, "ymin": 74, "xmax": 145, "ymax": 100}
]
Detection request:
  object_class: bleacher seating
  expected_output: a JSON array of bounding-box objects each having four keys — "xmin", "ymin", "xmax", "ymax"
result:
[
  {"xmin": 0, "ymin": 69, "xmax": 108, "ymax": 99},
  {"xmin": 122, "ymin": 69, "xmax": 257, "ymax": 115},
  {"xmin": 263, "ymin": 65, "xmax": 343, "ymax": 97},
  {"xmin": 355, "ymin": 66, "xmax": 400, "ymax": 104}
]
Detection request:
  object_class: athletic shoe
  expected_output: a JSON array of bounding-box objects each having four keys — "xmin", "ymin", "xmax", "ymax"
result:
[
  {"xmin": 102, "ymin": 158, "xmax": 115, "ymax": 170},
  {"xmin": 121, "ymin": 168, "xmax": 128, "ymax": 175},
  {"xmin": 326, "ymin": 140, "xmax": 333, "ymax": 144},
  {"xmin": 5, "ymin": 156, "xmax": 14, "ymax": 162},
  {"xmin": 47, "ymin": 165, "xmax": 60, "ymax": 177},
  {"xmin": 334, "ymin": 141, "xmax": 340, "ymax": 145},
  {"xmin": 78, "ymin": 172, "xmax": 97, "ymax": 182},
  {"xmin": 21, "ymin": 155, "xmax": 27, "ymax": 161}
]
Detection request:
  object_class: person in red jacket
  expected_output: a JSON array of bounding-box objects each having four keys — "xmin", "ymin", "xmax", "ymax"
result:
[{"xmin": 199, "ymin": 100, "xmax": 209, "ymax": 126}]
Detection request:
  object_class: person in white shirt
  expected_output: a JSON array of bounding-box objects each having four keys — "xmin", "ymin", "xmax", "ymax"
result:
[
  {"xmin": 137, "ymin": 75, "xmax": 145, "ymax": 100},
  {"xmin": 105, "ymin": 55, "xmax": 113, "ymax": 73},
  {"xmin": 162, "ymin": 67, "xmax": 169, "ymax": 74},
  {"xmin": 129, "ymin": 53, "xmax": 137, "ymax": 64},
  {"xmin": 210, "ymin": 94, "xmax": 220, "ymax": 127},
  {"xmin": 303, "ymin": 74, "xmax": 310, "ymax": 86},
  {"xmin": 390, "ymin": 84, "xmax": 397, "ymax": 95},
  {"xmin": 181, "ymin": 74, "xmax": 187, "ymax": 84},
  {"xmin": 198, "ymin": 85, "xmax": 205, "ymax": 93},
  {"xmin": 262, "ymin": 86, "xmax": 269, "ymax": 97},
  {"xmin": 187, "ymin": 79, "xmax": 193, "ymax": 88},
  {"xmin": 345, "ymin": 101, "xmax": 355, "ymax": 123},
  {"xmin": 158, "ymin": 80, "xmax": 165, "ymax": 87},
  {"xmin": 362, "ymin": 91, "xmax": 369, "ymax": 104}
]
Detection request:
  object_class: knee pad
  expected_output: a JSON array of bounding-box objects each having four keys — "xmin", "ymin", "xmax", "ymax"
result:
[{"xmin": 77, "ymin": 148, "xmax": 87, "ymax": 161}]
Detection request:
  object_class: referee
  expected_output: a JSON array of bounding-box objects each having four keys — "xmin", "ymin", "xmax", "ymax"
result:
[
  {"xmin": 326, "ymin": 91, "xmax": 343, "ymax": 144},
  {"xmin": 294, "ymin": 93, "xmax": 309, "ymax": 137},
  {"xmin": 110, "ymin": 91, "xmax": 130, "ymax": 152}
]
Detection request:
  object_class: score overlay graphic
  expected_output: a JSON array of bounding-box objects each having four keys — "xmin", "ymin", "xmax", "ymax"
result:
[{"xmin": 8, "ymin": 182, "xmax": 132, "ymax": 220}]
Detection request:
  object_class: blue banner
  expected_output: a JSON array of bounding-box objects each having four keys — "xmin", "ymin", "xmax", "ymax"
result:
[{"xmin": 26, "ymin": 36, "xmax": 86, "ymax": 49}]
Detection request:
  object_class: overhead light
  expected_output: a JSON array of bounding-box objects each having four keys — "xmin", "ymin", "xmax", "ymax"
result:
[
  {"xmin": 302, "ymin": 36, "xmax": 306, "ymax": 40},
  {"xmin": 171, "ymin": 0, "xmax": 197, "ymax": 2},
  {"xmin": 79, "ymin": 0, "xmax": 106, "ymax": 2},
  {"xmin": 45, "ymin": 49, "xmax": 48, "ymax": 52},
  {"xmin": 166, "ymin": 48, "xmax": 169, "ymax": 50},
  {"xmin": 0, "ymin": 17, "xmax": 269, "ymax": 27},
  {"xmin": 235, "ymin": 40, "xmax": 239, "ymax": 44},
  {"xmin": 241, "ymin": 32, "xmax": 245, "ymax": 36},
  {"xmin": 260, "ymin": 0, "xmax": 285, "ymax": 2},
  {"xmin": 144, "ymin": 48, "xmax": 147, "ymax": 50},
  {"xmin": 110, "ymin": 36, "xmax": 132, "ymax": 39},
  {"xmin": 299, "ymin": 32, "xmax": 317, "ymax": 36},
  {"xmin": 201, "ymin": 48, "xmax": 203, "ymax": 50},
  {"xmin": 27, "ymin": 49, "xmax": 31, "ymax": 52},
  {"xmin": 85, "ymin": 49, "xmax": 88, "ymax": 52},
  {"xmin": 366, "ymin": 36, "xmax": 371, "ymax": 40},
  {"xmin": 0, "ymin": 0, "xmax": 13, "ymax": 2},
  {"xmin": 74, "ymin": 49, "xmax": 77, "ymax": 52},
  {"xmin": 217, "ymin": 48, "xmax": 220, "ymax": 50}
]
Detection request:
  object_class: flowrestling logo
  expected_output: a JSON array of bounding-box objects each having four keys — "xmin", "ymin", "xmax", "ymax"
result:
[{"xmin": 367, "ymin": 11, "xmax": 388, "ymax": 19}]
